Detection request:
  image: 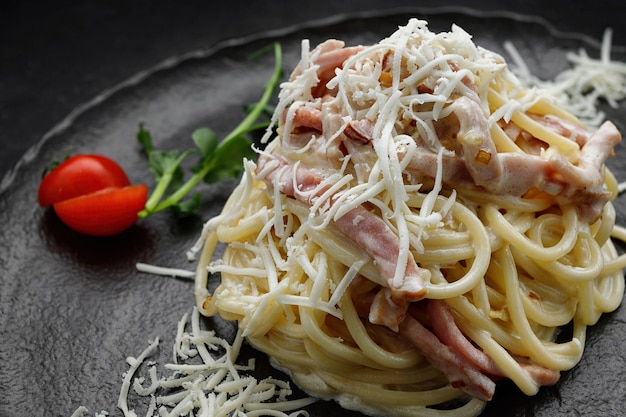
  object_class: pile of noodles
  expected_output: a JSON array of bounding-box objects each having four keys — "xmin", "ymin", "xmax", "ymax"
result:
[{"xmin": 192, "ymin": 19, "xmax": 626, "ymax": 417}]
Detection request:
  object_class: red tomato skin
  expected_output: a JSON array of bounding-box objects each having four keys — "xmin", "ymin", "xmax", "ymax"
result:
[
  {"xmin": 38, "ymin": 154, "xmax": 131, "ymax": 207},
  {"xmin": 52, "ymin": 184, "xmax": 148, "ymax": 236}
]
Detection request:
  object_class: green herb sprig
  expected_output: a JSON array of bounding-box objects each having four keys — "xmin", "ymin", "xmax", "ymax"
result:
[{"xmin": 136, "ymin": 42, "xmax": 282, "ymax": 218}]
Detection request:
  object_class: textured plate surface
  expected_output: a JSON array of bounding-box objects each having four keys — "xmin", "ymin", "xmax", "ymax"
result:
[{"xmin": 1, "ymin": 8, "xmax": 626, "ymax": 417}]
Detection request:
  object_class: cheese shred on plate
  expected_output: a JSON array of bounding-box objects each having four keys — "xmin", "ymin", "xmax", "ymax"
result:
[
  {"xmin": 72, "ymin": 308, "xmax": 315, "ymax": 417},
  {"xmin": 505, "ymin": 28, "xmax": 626, "ymax": 127}
]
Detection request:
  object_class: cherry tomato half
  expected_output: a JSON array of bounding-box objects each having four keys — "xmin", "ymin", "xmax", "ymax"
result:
[
  {"xmin": 52, "ymin": 184, "xmax": 148, "ymax": 236},
  {"xmin": 38, "ymin": 154, "xmax": 131, "ymax": 207}
]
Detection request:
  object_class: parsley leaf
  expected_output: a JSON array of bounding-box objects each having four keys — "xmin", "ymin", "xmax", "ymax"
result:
[
  {"xmin": 191, "ymin": 127, "xmax": 218, "ymax": 158},
  {"xmin": 137, "ymin": 42, "xmax": 282, "ymax": 218}
]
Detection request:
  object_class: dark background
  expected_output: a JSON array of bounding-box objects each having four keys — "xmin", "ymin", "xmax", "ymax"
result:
[
  {"xmin": 2, "ymin": 2, "xmax": 626, "ymax": 417},
  {"xmin": 1, "ymin": 0, "xmax": 624, "ymax": 183}
]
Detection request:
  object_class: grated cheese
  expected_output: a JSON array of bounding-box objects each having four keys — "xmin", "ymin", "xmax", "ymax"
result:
[
  {"xmin": 71, "ymin": 308, "xmax": 315, "ymax": 417},
  {"xmin": 505, "ymin": 28, "xmax": 626, "ymax": 128},
  {"xmin": 135, "ymin": 263, "xmax": 195, "ymax": 280},
  {"xmin": 325, "ymin": 20, "xmax": 477, "ymax": 290}
]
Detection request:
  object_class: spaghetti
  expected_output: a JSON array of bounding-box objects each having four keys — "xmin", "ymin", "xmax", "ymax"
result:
[{"xmin": 193, "ymin": 19, "xmax": 626, "ymax": 416}]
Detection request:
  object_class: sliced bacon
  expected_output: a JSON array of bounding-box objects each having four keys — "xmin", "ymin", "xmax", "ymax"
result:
[
  {"xmin": 549, "ymin": 120, "xmax": 620, "ymax": 189},
  {"xmin": 289, "ymin": 105, "xmax": 323, "ymax": 132},
  {"xmin": 332, "ymin": 204, "xmax": 427, "ymax": 302},
  {"xmin": 344, "ymin": 118, "xmax": 375, "ymax": 143},
  {"xmin": 404, "ymin": 116, "xmax": 621, "ymax": 222},
  {"xmin": 257, "ymin": 155, "xmax": 323, "ymax": 202},
  {"xmin": 368, "ymin": 288, "xmax": 410, "ymax": 331},
  {"xmin": 529, "ymin": 114, "xmax": 590, "ymax": 147},
  {"xmin": 399, "ymin": 311, "xmax": 496, "ymax": 401},
  {"xmin": 546, "ymin": 120, "xmax": 620, "ymax": 221},
  {"xmin": 354, "ymin": 290, "xmax": 495, "ymax": 400},
  {"xmin": 516, "ymin": 359, "xmax": 561, "ymax": 387},
  {"xmin": 356, "ymin": 289, "xmax": 559, "ymax": 401},
  {"xmin": 290, "ymin": 39, "xmax": 364, "ymax": 98},
  {"xmin": 281, "ymin": 105, "xmax": 324, "ymax": 149},
  {"xmin": 428, "ymin": 300, "xmax": 502, "ymax": 376},
  {"xmin": 352, "ymin": 289, "xmax": 494, "ymax": 399},
  {"xmin": 257, "ymin": 155, "xmax": 428, "ymax": 305},
  {"xmin": 428, "ymin": 300, "xmax": 560, "ymax": 388},
  {"xmin": 450, "ymin": 96, "xmax": 502, "ymax": 187}
]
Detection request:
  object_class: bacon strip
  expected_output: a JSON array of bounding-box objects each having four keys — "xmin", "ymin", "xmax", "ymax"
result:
[
  {"xmin": 450, "ymin": 96, "xmax": 502, "ymax": 187},
  {"xmin": 428, "ymin": 300, "xmax": 502, "ymax": 375},
  {"xmin": 332, "ymin": 205, "xmax": 427, "ymax": 302},
  {"xmin": 344, "ymin": 119, "xmax": 375, "ymax": 143},
  {"xmin": 289, "ymin": 39, "xmax": 364, "ymax": 98},
  {"xmin": 290, "ymin": 106, "xmax": 323, "ymax": 132},
  {"xmin": 333, "ymin": 94, "xmax": 618, "ymax": 223},
  {"xmin": 528, "ymin": 114, "xmax": 590, "ymax": 147},
  {"xmin": 257, "ymin": 156, "xmax": 428, "ymax": 306},
  {"xmin": 403, "ymin": 118, "xmax": 621, "ymax": 222},
  {"xmin": 399, "ymin": 311, "xmax": 496, "ymax": 401},
  {"xmin": 428, "ymin": 300, "xmax": 560, "ymax": 388},
  {"xmin": 357, "ymin": 290, "xmax": 559, "ymax": 401},
  {"xmin": 352, "ymin": 290, "xmax": 494, "ymax": 400},
  {"xmin": 548, "ymin": 120, "xmax": 621, "ymax": 220}
]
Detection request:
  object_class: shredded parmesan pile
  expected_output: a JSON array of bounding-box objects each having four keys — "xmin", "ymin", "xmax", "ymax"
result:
[
  {"xmin": 505, "ymin": 28, "xmax": 626, "ymax": 127},
  {"xmin": 71, "ymin": 308, "xmax": 315, "ymax": 417}
]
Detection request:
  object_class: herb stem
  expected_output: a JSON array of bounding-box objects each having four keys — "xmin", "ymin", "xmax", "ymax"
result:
[
  {"xmin": 140, "ymin": 150, "xmax": 194, "ymax": 216},
  {"xmin": 149, "ymin": 160, "xmax": 213, "ymax": 215},
  {"xmin": 138, "ymin": 42, "xmax": 282, "ymax": 218},
  {"xmin": 222, "ymin": 43, "xmax": 282, "ymax": 145}
]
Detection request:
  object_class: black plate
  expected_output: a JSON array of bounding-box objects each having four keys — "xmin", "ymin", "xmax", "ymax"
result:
[{"xmin": 2, "ymin": 8, "xmax": 626, "ymax": 417}]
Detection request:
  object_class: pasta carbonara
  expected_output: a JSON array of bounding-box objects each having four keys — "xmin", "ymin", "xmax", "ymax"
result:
[{"xmin": 192, "ymin": 19, "xmax": 626, "ymax": 416}]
